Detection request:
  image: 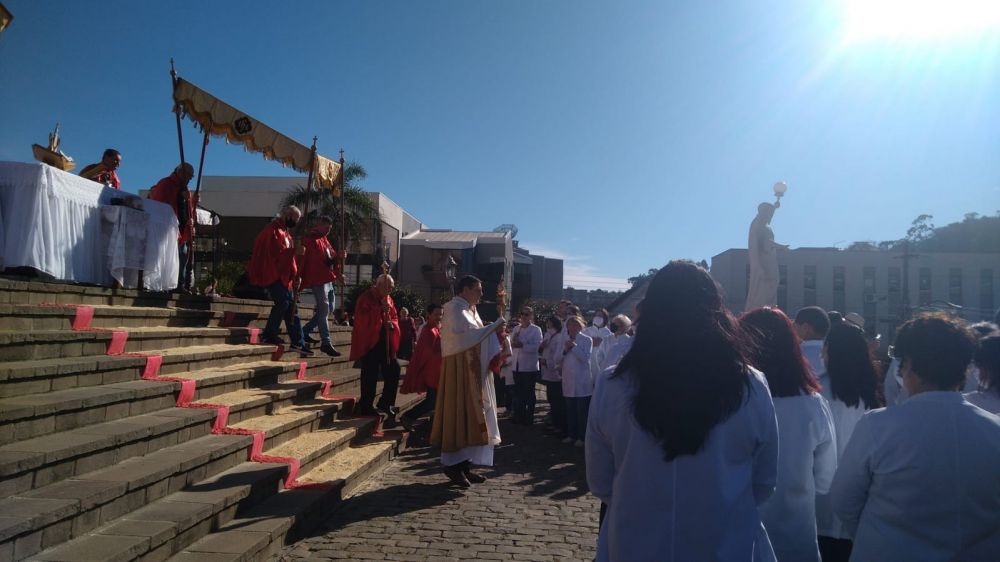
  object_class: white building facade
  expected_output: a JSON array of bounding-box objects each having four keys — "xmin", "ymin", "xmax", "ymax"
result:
[{"xmin": 712, "ymin": 247, "xmax": 999, "ymax": 342}]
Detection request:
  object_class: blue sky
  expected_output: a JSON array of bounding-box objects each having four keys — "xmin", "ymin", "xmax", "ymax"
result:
[{"xmin": 2, "ymin": 1, "xmax": 998, "ymax": 290}]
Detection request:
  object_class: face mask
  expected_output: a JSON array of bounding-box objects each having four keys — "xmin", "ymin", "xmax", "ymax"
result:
[
  {"xmin": 593, "ymin": 317, "xmax": 605, "ymax": 328},
  {"xmin": 284, "ymin": 218, "xmax": 298, "ymax": 229}
]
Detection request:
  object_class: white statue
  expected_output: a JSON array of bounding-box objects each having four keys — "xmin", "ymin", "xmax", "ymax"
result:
[{"xmin": 746, "ymin": 183, "xmax": 789, "ymax": 311}]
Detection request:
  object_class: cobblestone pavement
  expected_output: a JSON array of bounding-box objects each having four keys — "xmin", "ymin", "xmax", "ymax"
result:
[{"xmin": 278, "ymin": 408, "xmax": 600, "ymax": 561}]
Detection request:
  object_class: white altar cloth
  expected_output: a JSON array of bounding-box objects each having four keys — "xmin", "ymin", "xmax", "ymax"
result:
[{"xmin": 0, "ymin": 162, "xmax": 180, "ymax": 291}]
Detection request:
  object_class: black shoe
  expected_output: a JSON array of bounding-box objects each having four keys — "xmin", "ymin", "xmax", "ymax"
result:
[
  {"xmin": 320, "ymin": 343, "xmax": 342, "ymax": 357},
  {"xmin": 462, "ymin": 461, "xmax": 487, "ymax": 483},
  {"xmin": 400, "ymin": 417, "xmax": 416, "ymax": 432},
  {"xmin": 303, "ymin": 334, "xmax": 320, "ymax": 345},
  {"xmin": 356, "ymin": 406, "xmax": 378, "ymax": 417},
  {"xmin": 261, "ymin": 334, "xmax": 285, "ymax": 345},
  {"xmin": 289, "ymin": 344, "xmax": 314, "ymax": 357},
  {"xmin": 444, "ymin": 465, "xmax": 471, "ymax": 488},
  {"xmin": 376, "ymin": 404, "xmax": 398, "ymax": 417}
]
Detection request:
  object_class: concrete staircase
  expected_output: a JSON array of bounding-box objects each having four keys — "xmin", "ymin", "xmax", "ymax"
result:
[{"xmin": 0, "ymin": 278, "xmax": 417, "ymax": 562}]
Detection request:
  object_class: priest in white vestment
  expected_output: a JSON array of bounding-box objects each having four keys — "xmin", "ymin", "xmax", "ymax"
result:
[{"xmin": 430, "ymin": 275, "xmax": 504, "ymax": 487}]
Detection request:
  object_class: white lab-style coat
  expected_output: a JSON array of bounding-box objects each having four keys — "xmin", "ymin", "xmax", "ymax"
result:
[
  {"xmin": 601, "ymin": 333, "xmax": 634, "ymax": 372},
  {"xmin": 596, "ymin": 332, "xmax": 630, "ymax": 371},
  {"xmin": 561, "ymin": 332, "xmax": 593, "ymax": 398},
  {"xmin": 539, "ymin": 330, "xmax": 564, "ymax": 382},
  {"xmin": 584, "ymin": 324, "xmax": 612, "ymax": 378},
  {"xmin": 815, "ymin": 397, "xmax": 870, "ymax": 540},
  {"xmin": 758, "ymin": 393, "xmax": 837, "ymax": 562},
  {"xmin": 587, "ymin": 367, "xmax": 779, "ymax": 562},
  {"xmin": 510, "ymin": 323, "xmax": 543, "ymax": 373},
  {"xmin": 830, "ymin": 392, "xmax": 1000, "ymax": 562}
]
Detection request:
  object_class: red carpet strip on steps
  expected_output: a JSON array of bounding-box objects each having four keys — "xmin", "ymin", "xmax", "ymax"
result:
[{"xmin": 41, "ymin": 303, "xmax": 399, "ymax": 490}]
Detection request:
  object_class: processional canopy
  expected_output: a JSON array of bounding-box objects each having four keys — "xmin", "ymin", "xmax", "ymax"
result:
[{"xmin": 172, "ymin": 78, "xmax": 342, "ymax": 189}]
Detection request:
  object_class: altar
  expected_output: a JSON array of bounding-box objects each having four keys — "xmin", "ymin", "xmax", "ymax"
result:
[{"xmin": 0, "ymin": 161, "xmax": 180, "ymax": 291}]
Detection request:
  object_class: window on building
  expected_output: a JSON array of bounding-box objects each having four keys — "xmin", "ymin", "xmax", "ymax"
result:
[
  {"xmin": 778, "ymin": 265, "xmax": 788, "ymax": 311},
  {"xmin": 833, "ymin": 266, "xmax": 846, "ymax": 312},
  {"xmin": 862, "ymin": 267, "xmax": 877, "ymax": 321},
  {"xmin": 888, "ymin": 267, "xmax": 901, "ymax": 323},
  {"xmin": 804, "ymin": 265, "xmax": 817, "ymax": 306},
  {"xmin": 949, "ymin": 268, "xmax": 963, "ymax": 305},
  {"xmin": 981, "ymin": 269, "xmax": 995, "ymax": 320},
  {"xmin": 919, "ymin": 267, "xmax": 932, "ymax": 306}
]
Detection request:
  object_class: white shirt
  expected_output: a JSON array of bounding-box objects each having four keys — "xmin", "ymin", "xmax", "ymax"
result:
[
  {"xmin": 584, "ymin": 325, "xmax": 613, "ymax": 378},
  {"xmin": 561, "ymin": 332, "xmax": 593, "ymax": 397},
  {"xmin": 510, "ymin": 323, "xmax": 543, "ymax": 372},
  {"xmin": 800, "ymin": 340, "xmax": 829, "ymax": 399},
  {"xmin": 831, "ymin": 392, "xmax": 1000, "ymax": 562},
  {"xmin": 587, "ymin": 367, "xmax": 779, "ymax": 562},
  {"xmin": 965, "ymin": 389, "xmax": 1000, "ymax": 414},
  {"xmin": 758, "ymin": 393, "xmax": 837, "ymax": 562},
  {"xmin": 816, "ymin": 397, "xmax": 869, "ymax": 539}
]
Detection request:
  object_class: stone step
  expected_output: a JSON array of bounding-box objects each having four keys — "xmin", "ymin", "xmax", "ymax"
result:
[
  {"xmin": 0, "ymin": 304, "xmax": 230, "ymax": 332},
  {"xmin": 0, "ymin": 344, "xmax": 277, "ymax": 399},
  {"xmin": 0, "ymin": 381, "xmax": 177, "ymax": 447},
  {"xmin": 0, "ymin": 407, "xmax": 217, "ymax": 497},
  {"xmin": 178, "ymin": 354, "xmax": 356, "ymax": 403},
  {"xmin": 0, "ymin": 327, "xmax": 258, "ymax": 362},
  {"xmin": 0, "ymin": 277, "xmax": 317, "ymax": 318},
  {"xmin": 189, "ymin": 383, "xmax": 339, "ymax": 427},
  {"xmin": 170, "ymin": 435, "xmax": 405, "ymax": 562},
  {"xmin": 0, "ymin": 433, "xmax": 254, "ymax": 560},
  {"xmin": 225, "ymin": 399, "xmax": 344, "ymax": 453},
  {"xmin": 24, "ymin": 461, "xmax": 289, "ymax": 562}
]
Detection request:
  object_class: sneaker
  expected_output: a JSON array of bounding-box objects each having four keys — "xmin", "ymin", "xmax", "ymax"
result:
[
  {"xmin": 303, "ymin": 334, "xmax": 320, "ymax": 345},
  {"xmin": 320, "ymin": 343, "xmax": 342, "ymax": 357},
  {"xmin": 289, "ymin": 344, "xmax": 315, "ymax": 357},
  {"xmin": 561, "ymin": 437, "xmax": 574, "ymax": 444},
  {"xmin": 574, "ymin": 440, "xmax": 585, "ymax": 448},
  {"xmin": 377, "ymin": 404, "xmax": 398, "ymax": 417}
]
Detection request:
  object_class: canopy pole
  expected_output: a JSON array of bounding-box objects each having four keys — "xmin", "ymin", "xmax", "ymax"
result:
[
  {"xmin": 338, "ymin": 149, "xmax": 347, "ymax": 321},
  {"xmin": 170, "ymin": 58, "xmax": 191, "ymax": 292},
  {"xmin": 185, "ymin": 130, "xmax": 209, "ymax": 289}
]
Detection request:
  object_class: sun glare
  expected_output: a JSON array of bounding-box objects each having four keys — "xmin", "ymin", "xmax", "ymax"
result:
[{"xmin": 843, "ymin": 0, "xmax": 1000, "ymax": 42}]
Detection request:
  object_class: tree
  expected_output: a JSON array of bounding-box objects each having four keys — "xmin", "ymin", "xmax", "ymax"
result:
[
  {"xmin": 628, "ymin": 268, "xmax": 659, "ymax": 286},
  {"xmin": 906, "ymin": 214, "xmax": 935, "ymax": 244},
  {"xmin": 280, "ymin": 161, "xmax": 381, "ymax": 254}
]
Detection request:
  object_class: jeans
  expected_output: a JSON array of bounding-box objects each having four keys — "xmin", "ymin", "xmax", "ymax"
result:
[
  {"xmin": 358, "ymin": 332, "xmax": 400, "ymax": 414},
  {"xmin": 302, "ymin": 283, "xmax": 333, "ymax": 345},
  {"xmin": 543, "ymin": 380, "xmax": 566, "ymax": 432},
  {"xmin": 565, "ymin": 395, "xmax": 591, "ymax": 441},
  {"xmin": 264, "ymin": 282, "xmax": 304, "ymax": 347},
  {"xmin": 402, "ymin": 387, "xmax": 437, "ymax": 421},
  {"xmin": 512, "ymin": 370, "xmax": 540, "ymax": 423}
]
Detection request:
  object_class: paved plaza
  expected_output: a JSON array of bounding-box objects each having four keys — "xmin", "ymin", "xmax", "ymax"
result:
[{"xmin": 278, "ymin": 410, "xmax": 600, "ymax": 561}]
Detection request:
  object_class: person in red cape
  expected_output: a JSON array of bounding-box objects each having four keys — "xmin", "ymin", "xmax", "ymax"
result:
[
  {"xmin": 400, "ymin": 303, "xmax": 443, "ymax": 432},
  {"xmin": 147, "ymin": 163, "xmax": 195, "ymax": 290},
  {"xmin": 350, "ymin": 274, "xmax": 401, "ymax": 417},
  {"xmin": 246, "ymin": 205, "xmax": 312, "ymax": 357},
  {"xmin": 297, "ymin": 215, "xmax": 344, "ymax": 358},
  {"xmin": 79, "ymin": 148, "xmax": 122, "ymax": 189}
]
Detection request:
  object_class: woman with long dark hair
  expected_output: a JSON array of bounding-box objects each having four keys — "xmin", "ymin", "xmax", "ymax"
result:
[
  {"xmin": 815, "ymin": 321, "xmax": 880, "ymax": 561},
  {"xmin": 586, "ymin": 261, "xmax": 779, "ymax": 561},
  {"xmin": 741, "ymin": 307, "xmax": 837, "ymax": 562}
]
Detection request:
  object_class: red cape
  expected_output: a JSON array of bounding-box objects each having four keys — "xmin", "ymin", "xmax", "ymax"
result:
[
  {"xmin": 349, "ymin": 287, "xmax": 400, "ymax": 361},
  {"xmin": 147, "ymin": 171, "xmax": 193, "ymax": 242},
  {"xmin": 401, "ymin": 324, "xmax": 441, "ymax": 393},
  {"xmin": 246, "ymin": 220, "xmax": 297, "ymax": 289}
]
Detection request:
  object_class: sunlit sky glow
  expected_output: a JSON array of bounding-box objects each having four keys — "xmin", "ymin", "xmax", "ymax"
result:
[{"xmin": 1, "ymin": 1, "xmax": 998, "ymax": 291}]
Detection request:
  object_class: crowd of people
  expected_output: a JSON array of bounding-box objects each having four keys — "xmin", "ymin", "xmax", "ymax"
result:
[{"xmin": 247, "ymin": 232, "xmax": 1000, "ymax": 561}]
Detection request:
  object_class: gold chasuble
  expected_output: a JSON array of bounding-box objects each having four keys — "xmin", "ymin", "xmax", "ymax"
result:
[{"xmin": 430, "ymin": 296, "xmax": 503, "ymax": 466}]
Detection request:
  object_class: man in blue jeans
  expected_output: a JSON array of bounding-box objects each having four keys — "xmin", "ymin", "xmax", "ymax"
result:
[{"xmin": 246, "ymin": 206, "xmax": 313, "ymax": 357}]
